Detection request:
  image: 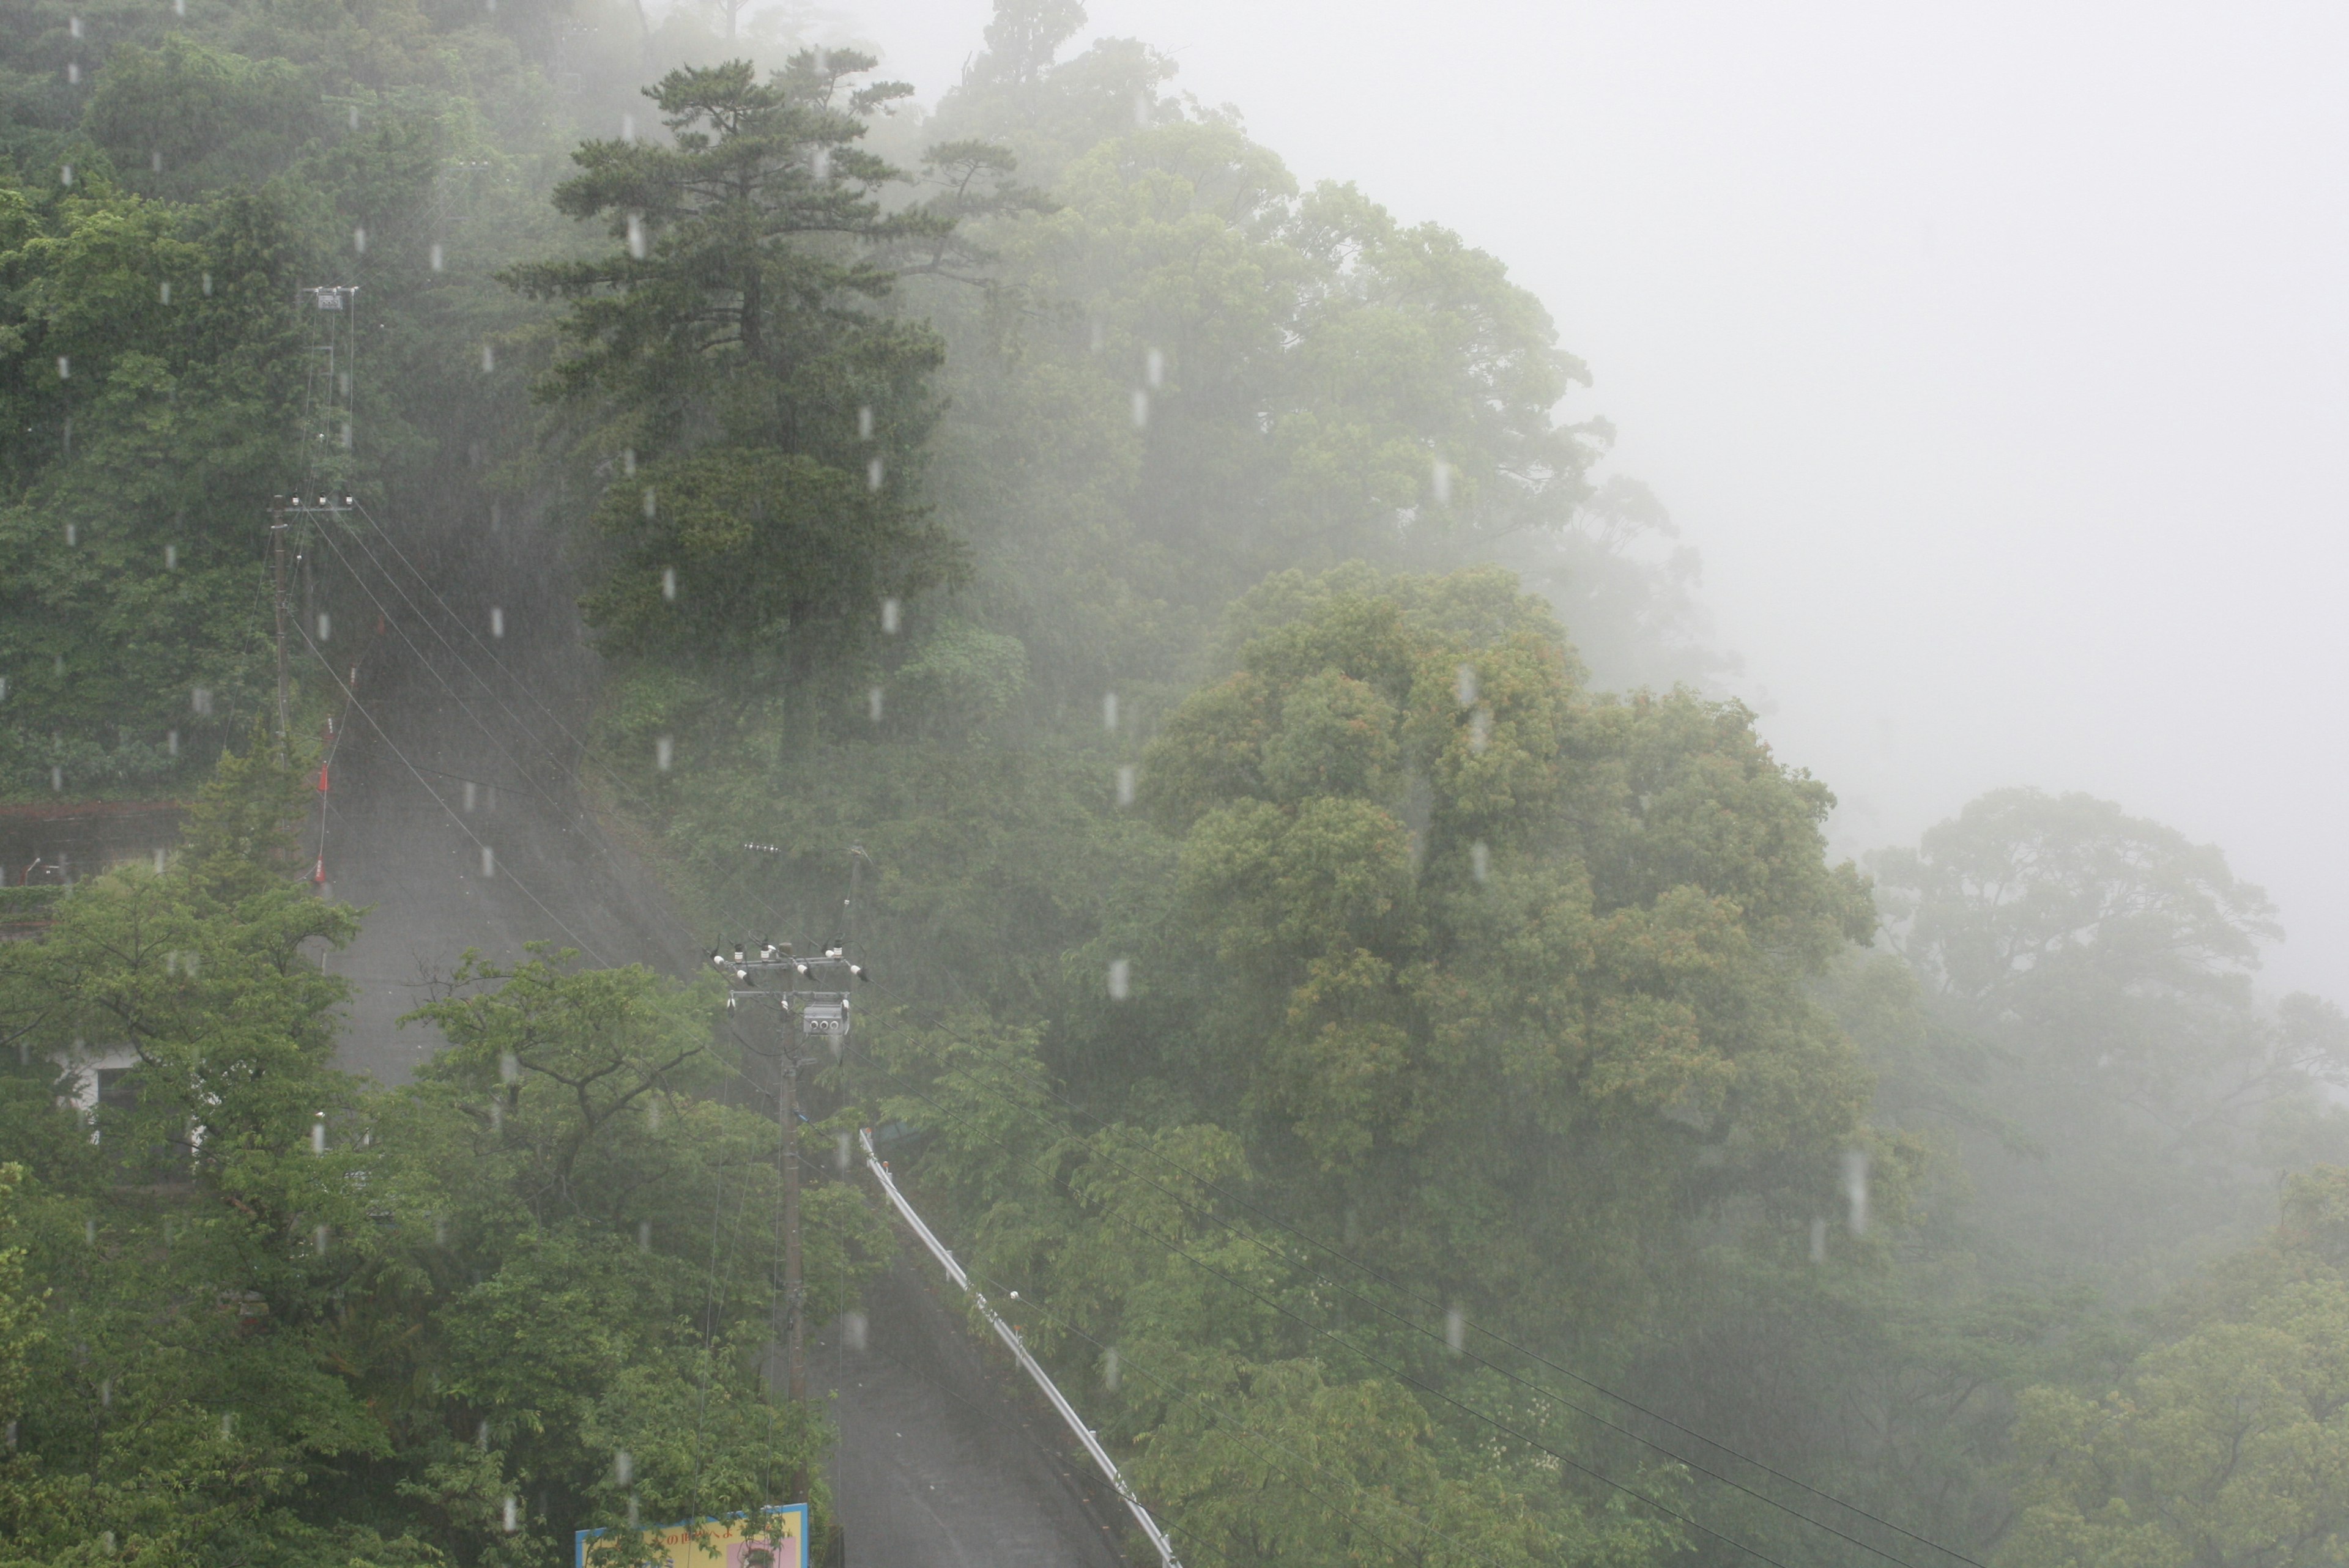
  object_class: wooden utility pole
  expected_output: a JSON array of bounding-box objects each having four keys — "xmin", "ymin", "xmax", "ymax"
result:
[
  {"xmin": 779, "ymin": 1008, "xmax": 806, "ymax": 1404},
  {"xmin": 270, "ymin": 499, "xmax": 291, "ymax": 761}
]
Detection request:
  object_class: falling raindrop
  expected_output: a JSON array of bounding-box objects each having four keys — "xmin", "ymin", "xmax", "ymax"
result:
[
  {"xmin": 201, "ymin": 272, "xmax": 212, "ymax": 295},
  {"xmin": 1107, "ymin": 959, "xmax": 1130, "ymax": 1001},
  {"xmin": 65, "ymin": 63, "xmax": 78, "ymax": 84},
  {"xmin": 858, "ymin": 405, "xmax": 874, "ymax": 440},
  {"xmin": 1454, "ymin": 665, "xmax": 1478, "ymax": 706},
  {"xmin": 1145, "ymin": 347, "xmax": 1164, "ymax": 388},
  {"xmin": 429, "ymin": 243, "xmax": 444, "ymax": 272},
  {"xmin": 85, "ymin": 1219, "xmax": 95, "ymax": 1244},
  {"xmin": 1809, "ymin": 1216, "xmax": 1828, "ymax": 1263},
  {"xmin": 1468, "ymin": 708, "xmax": 1491, "ymax": 755},
  {"xmin": 642, "ymin": 486, "xmax": 656, "ymax": 519},
  {"xmin": 167, "ymin": 730, "xmax": 179, "ymax": 757},
  {"xmin": 502, "ymin": 1496, "xmax": 519, "ymax": 1533},
  {"xmin": 1445, "ymin": 1307, "xmax": 1467, "ymax": 1353},
  {"xmin": 867, "ymin": 687, "xmax": 883, "ymax": 722},
  {"xmin": 1103, "ymin": 1347, "xmax": 1120, "ymax": 1390},
  {"xmin": 655, "ymin": 736, "xmax": 673, "ymax": 772},
  {"xmin": 64, "ymin": 523, "xmax": 75, "ymax": 545},
  {"xmin": 627, "ymin": 1496, "xmax": 640, "ymax": 1528},
  {"xmin": 313, "ymin": 1224, "xmax": 329, "ymax": 1255},
  {"xmin": 880, "ymin": 596, "xmax": 900, "ymax": 633},
  {"xmin": 867, "ymin": 457, "xmax": 883, "ymax": 491},
  {"xmin": 311, "ymin": 1115, "xmax": 326, "ymax": 1154},
  {"xmin": 69, "ymin": 14, "xmax": 83, "ymax": 35},
  {"xmin": 626, "ymin": 213, "xmax": 646, "ymax": 259},
  {"xmin": 1470, "ymin": 840, "xmax": 1490, "ymax": 883},
  {"xmin": 637, "ymin": 1219, "xmax": 651, "ymax": 1250},
  {"xmin": 1116, "ymin": 765, "xmax": 1136, "ymax": 807},
  {"xmin": 316, "ymin": 612, "xmax": 331, "ymax": 641},
  {"xmin": 153, "ymin": 848, "xmax": 165, "ymax": 874},
  {"xmin": 165, "ymin": 544, "xmax": 177, "ymax": 569},
  {"xmin": 499, "ymin": 1051, "xmax": 520, "ymax": 1085},
  {"xmin": 480, "ymin": 344, "xmax": 495, "ymax": 373},
  {"xmin": 50, "ymin": 767, "xmax": 62, "ymax": 793},
  {"xmin": 1132, "ymin": 92, "xmax": 1149, "ymax": 127},
  {"xmin": 1102, "ymin": 692, "xmax": 1119, "ymax": 731},
  {"xmin": 1843, "ymin": 1150, "xmax": 1871, "ymax": 1234},
  {"xmin": 1130, "ymin": 390, "xmax": 1148, "ymax": 427},
  {"xmin": 192, "ymin": 686, "xmax": 212, "ymax": 716},
  {"xmin": 844, "ymin": 1311, "xmax": 868, "ymax": 1351},
  {"xmin": 836, "ymin": 1131, "xmax": 853, "ymax": 1172},
  {"xmin": 158, "ymin": 280, "xmax": 171, "ymax": 303},
  {"xmin": 622, "ymin": 447, "xmax": 637, "ymax": 476},
  {"xmin": 59, "ymin": 164, "xmax": 72, "ymax": 186},
  {"xmin": 462, "ymin": 781, "xmax": 477, "ymax": 813},
  {"xmin": 56, "ymin": 356, "xmax": 69, "ymax": 381},
  {"xmin": 476, "ymin": 1419, "xmax": 489, "ymax": 1449},
  {"xmin": 1432, "ymin": 458, "xmax": 1452, "ymax": 505},
  {"xmin": 352, "ymin": 226, "xmax": 366, "ymax": 254},
  {"xmin": 812, "ymin": 146, "xmax": 831, "ymax": 179},
  {"xmin": 620, "ymin": 113, "xmax": 635, "ymax": 141},
  {"xmin": 434, "ymin": 1215, "xmax": 447, "ymax": 1245},
  {"xmin": 661, "ymin": 567, "xmax": 677, "ymax": 601},
  {"xmin": 480, "ymin": 846, "xmax": 495, "ymax": 878},
  {"xmin": 614, "ymin": 1450, "xmax": 633, "ymax": 1485},
  {"xmin": 489, "ymin": 607, "xmax": 504, "ymax": 638}
]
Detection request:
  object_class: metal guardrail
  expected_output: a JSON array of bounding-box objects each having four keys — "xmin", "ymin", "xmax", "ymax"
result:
[{"xmin": 858, "ymin": 1128, "xmax": 1183, "ymax": 1568}]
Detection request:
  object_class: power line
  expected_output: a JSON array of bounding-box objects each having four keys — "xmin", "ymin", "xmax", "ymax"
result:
[
  {"xmin": 288, "ymin": 621, "xmax": 606, "ymax": 964},
  {"xmin": 305, "ymin": 520, "xmax": 606, "ymax": 839},
  {"xmin": 345, "ymin": 498, "xmax": 591, "ymax": 760},
  {"xmin": 865, "ymin": 982, "xmax": 1983, "ymax": 1568}
]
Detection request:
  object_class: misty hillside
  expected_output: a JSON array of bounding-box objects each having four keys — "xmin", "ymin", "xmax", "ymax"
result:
[{"xmin": 3, "ymin": 1, "xmax": 2347, "ymax": 1566}]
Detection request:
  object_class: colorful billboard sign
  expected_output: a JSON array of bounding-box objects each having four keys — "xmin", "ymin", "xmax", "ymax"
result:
[{"xmin": 574, "ymin": 1503, "xmax": 806, "ymax": 1568}]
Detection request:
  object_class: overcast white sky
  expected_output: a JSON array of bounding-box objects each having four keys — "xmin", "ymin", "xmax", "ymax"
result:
[{"xmin": 818, "ymin": 0, "xmax": 2349, "ymax": 997}]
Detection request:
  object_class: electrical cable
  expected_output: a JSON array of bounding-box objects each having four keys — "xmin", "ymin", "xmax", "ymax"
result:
[
  {"xmin": 842, "ymin": 1034, "xmax": 1795, "ymax": 1568},
  {"xmin": 308, "ymin": 520, "xmax": 599, "ymax": 831},
  {"xmin": 288, "ymin": 621, "xmax": 607, "ymax": 964},
  {"xmin": 345, "ymin": 498, "xmax": 591, "ymax": 758},
  {"xmin": 865, "ymin": 982, "xmax": 1983, "ymax": 1568}
]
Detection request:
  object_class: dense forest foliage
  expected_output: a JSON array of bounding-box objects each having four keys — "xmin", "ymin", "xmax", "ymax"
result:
[{"xmin": 4, "ymin": 0, "xmax": 2348, "ymax": 1564}]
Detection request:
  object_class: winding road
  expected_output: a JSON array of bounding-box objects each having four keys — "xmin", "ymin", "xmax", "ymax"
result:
[{"xmin": 315, "ymin": 497, "xmax": 1129, "ymax": 1568}]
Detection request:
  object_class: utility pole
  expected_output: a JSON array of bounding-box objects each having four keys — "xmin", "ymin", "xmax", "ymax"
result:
[
  {"xmin": 716, "ymin": 924, "xmax": 864, "ymax": 1422},
  {"xmin": 270, "ymin": 498, "xmax": 291, "ymax": 761},
  {"xmin": 777, "ymin": 991, "xmax": 807, "ymax": 1403}
]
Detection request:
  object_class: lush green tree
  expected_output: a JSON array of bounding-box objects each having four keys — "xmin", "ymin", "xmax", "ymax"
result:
[
  {"xmin": 0, "ymin": 176, "xmax": 317, "ymax": 794},
  {"xmin": 836, "ymin": 566, "xmax": 1891, "ymax": 1568},
  {"xmin": 0, "ymin": 741, "xmax": 887, "ymax": 1563},
  {"xmin": 2002, "ymin": 1167, "xmax": 2349, "ymax": 1568},
  {"xmin": 1871, "ymin": 788, "xmax": 2349, "ymax": 1292},
  {"xmin": 508, "ymin": 55, "xmax": 972, "ymax": 682}
]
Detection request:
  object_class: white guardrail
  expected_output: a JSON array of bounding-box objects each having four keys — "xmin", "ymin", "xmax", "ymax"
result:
[{"xmin": 858, "ymin": 1128, "xmax": 1183, "ymax": 1568}]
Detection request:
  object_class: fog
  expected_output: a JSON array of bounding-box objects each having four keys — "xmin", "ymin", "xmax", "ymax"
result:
[
  {"xmin": 833, "ymin": 0, "xmax": 2349, "ymax": 995},
  {"xmin": 16, "ymin": 1, "xmax": 2349, "ymax": 1557}
]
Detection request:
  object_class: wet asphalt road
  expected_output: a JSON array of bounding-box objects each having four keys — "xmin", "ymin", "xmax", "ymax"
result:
[{"xmin": 314, "ymin": 500, "xmax": 1130, "ymax": 1568}]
